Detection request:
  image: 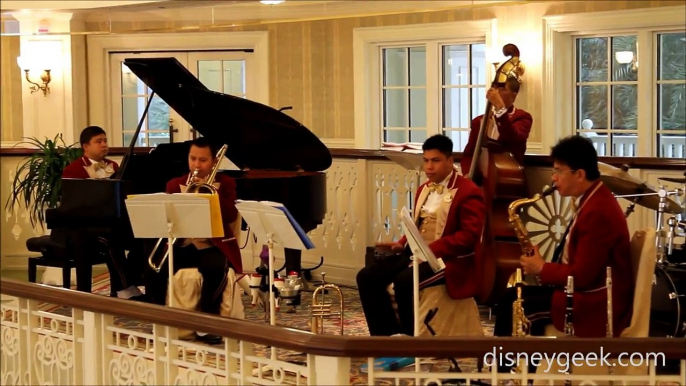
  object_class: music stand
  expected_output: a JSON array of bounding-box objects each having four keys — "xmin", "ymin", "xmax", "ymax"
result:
[
  {"xmin": 235, "ymin": 201, "xmax": 314, "ymax": 329},
  {"xmin": 125, "ymin": 193, "xmax": 221, "ymax": 307},
  {"xmin": 399, "ymin": 207, "xmax": 445, "ymax": 337}
]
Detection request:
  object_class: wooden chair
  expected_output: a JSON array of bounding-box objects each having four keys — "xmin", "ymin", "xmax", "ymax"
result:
[{"xmin": 538, "ymin": 228, "xmax": 657, "ymax": 385}]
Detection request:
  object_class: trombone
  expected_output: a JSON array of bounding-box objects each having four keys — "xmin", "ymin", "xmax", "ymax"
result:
[{"xmin": 147, "ymin": 144, "xmax": 228, "ymax": 273}]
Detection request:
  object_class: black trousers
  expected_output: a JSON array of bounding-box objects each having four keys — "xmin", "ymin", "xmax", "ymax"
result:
[
  {"xmin": 356, "ymin": 254, "xmax": 445, "ymax": 336},
  {"xmin": 70, "ymin": 229, "xmax": 143, "ymax": 294},
  {"xmin": 493, "ymin": 285, "xmax": 555, "ymax": 373},
  {"xmin": 145, "ymin": 243, "xmax": 229, "ymax": 315}
]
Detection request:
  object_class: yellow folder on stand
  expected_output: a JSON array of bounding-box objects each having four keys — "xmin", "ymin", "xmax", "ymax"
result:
[{"xmin": 125, "ymin": 193, "xmax": 224, "ymax": 239}]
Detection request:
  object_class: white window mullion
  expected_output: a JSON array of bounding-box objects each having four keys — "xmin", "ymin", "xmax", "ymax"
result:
[
  {"xmin": 605, "ymin": 38, "xmax": 615, "ymax": 156},
  {"xmin": 425, "ymin": 42, "xmax": 440, "ymax": 138},
  {"xmin": 636, "ymin": 30, "xmax": 653, "ymax": 157}
]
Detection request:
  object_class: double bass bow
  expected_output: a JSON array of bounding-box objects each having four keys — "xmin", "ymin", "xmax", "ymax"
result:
[{"xmin": 467, "ymin": 44, "xmax": 530, "ymax": 305}]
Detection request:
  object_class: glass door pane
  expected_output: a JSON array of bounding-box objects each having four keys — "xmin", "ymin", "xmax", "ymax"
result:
[
  {"xmin": 187, "ymin": 52, "xmax": 254, "ymax": 139},
  {"xmin": 109, "ymin": 52, "xmax": 190, "ymax": 147}
]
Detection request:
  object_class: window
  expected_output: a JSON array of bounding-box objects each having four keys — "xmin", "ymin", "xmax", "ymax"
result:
[
  {"xmin": 576, "ymin": 35, "xmax": 638, "ymax": 157},
  {"xmin": 382, "ymin": 46, "xmax": 427, "ymax": 144},
  {"xmin": 574, "ymin": 31, "xmax": 685, "ymax": 158},
  {"xmin": 380, "ymin": 42, "xmax": 486, "ymax": 151},
  {"xmin": 442, "ymin": 44, "xmax": 486, "ymax": 151},
  {"xmin": 657, "ymin": 32, "xmax": 686, "ymax": 158}
]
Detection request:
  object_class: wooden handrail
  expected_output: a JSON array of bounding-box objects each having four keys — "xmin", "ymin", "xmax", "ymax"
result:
[
  {"xmin": 2, "ymin": 147, "xmax": 684, "ymax": 171},
  {"xmin": 2, "ymin": 278, "xmax": 685, "ymax": 359}
]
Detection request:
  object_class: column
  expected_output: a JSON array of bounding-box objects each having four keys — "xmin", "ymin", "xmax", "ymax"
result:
[{"xmin": 12, "ymin": 11, "xmax": 77, "ymax": 146}]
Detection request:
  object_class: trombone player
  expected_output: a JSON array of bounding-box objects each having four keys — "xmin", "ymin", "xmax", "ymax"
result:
[{"xmin": 146, "ymin": 138, "xmax": 242, "ymax": 339}]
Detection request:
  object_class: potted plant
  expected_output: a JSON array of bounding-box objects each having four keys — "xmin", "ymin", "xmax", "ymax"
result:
[{"xmin": 5, "ymin": 134, "xmax": 82, "ymax": 229}]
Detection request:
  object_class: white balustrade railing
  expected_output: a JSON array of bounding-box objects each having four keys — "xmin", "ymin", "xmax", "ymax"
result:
[
  {"xmin": 2, "ymin": 282, "xmax": 685, "ymax": 386},
  {"xmin": 583, "ymin": 133, "xmax": 686, "ymax": 158}
]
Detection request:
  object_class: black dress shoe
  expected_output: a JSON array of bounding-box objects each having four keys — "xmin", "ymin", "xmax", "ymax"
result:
[
  {"xmin": 128, "ymin": 294, "xmax": 152, "ymax": 303},
  {"xmin": 195, "ymin": 333, "xmax": 223, "ymax": 345}
]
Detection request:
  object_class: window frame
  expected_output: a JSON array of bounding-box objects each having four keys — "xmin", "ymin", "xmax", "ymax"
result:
[
  {"xmin": 353, "ymin": 19, "xmax": 496, "ymax": 149},
  {"xmin": 378, "ymin": 41, "xmax": 487, "ymax": 150},
  {"xmin": 542, "ymin": 6, "xmax": 685, "ymax": 158}
]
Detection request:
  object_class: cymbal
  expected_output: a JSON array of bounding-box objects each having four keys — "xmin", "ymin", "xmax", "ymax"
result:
[
  {"xmin": 659, "ymin": 177, "xmax": 686, "ymax": 184},
  {"xmin": 598, "ymin": 162, "xmax": 682, "ymax": 214}
]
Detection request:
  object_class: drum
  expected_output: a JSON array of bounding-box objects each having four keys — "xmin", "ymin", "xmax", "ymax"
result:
[
  {"xmin": 650, "ymin": 264, "xmax": 686, "ymax": 338},
  {"xmin": 666, "ymin": 244, "xmax": 685, "ymax": 265}
]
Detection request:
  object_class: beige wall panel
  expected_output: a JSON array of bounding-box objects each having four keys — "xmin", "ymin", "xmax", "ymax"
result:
[{"xmin": 0, "ymin": 35, "xmax": 23, "ymax": 142}]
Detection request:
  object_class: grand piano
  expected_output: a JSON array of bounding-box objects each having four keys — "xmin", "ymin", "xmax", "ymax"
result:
[{"xmin": 45, "ymin": 57, "xmax": 332, "ymax": 293}]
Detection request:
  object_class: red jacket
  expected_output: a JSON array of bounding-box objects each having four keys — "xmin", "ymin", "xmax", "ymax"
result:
[
  {"xmin": 166, "ymin": 173, "xmax": 243, "ymax": 274},
  {"xmin": 539, "ymin": 181, "xmax": 633, "ymax": 338},
  {"xmin": 62, "ymin": 156, "xmax": 119, "ymax": 179},
  {"xmin": 460, "ymin": 107, "xmax": 532, "ymax": 175},
  {"xmin": 398, "ymin": 173, "xmax": 486, "ymax": 300}
]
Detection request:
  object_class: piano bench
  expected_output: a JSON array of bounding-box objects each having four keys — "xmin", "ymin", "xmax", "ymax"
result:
[{"xmin": 26, "ymin": 235, "xmax": 109, "ymax": 291}]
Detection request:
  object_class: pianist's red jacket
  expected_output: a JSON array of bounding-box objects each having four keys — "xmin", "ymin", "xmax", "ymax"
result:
[
  {"xmin": 62, "ymin": 156, "xmax": 119, "ymax": 179},
  {"xmin": 166, "ymin": 173, "xmax": 243, "ymax": 274}
]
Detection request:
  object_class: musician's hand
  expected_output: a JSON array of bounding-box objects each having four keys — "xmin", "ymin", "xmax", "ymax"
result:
[
  {"xmin": 486, "ymin": 88, "xmax": 505, "ymax": 110},
  {"xmin": 377, "ymin": 242, "xmax": 404, "ymax": 253},
  {"xmin": 520, "ymin": 245, "xmax": 545, "ymax": 275}
]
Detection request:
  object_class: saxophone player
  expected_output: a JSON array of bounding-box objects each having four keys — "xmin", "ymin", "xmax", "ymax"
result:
[
  {"xmin": 494, "ymin": 136, "xmax": 634, "ymax": 340},
  {"xmin": 145, "ymin": 138, "xmax": 242, "ymax": 342}
]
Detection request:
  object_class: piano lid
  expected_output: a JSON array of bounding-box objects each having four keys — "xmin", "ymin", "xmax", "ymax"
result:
[{"xmin": 122, "ymin": 57, "xmax": 332, "ymax": 172}]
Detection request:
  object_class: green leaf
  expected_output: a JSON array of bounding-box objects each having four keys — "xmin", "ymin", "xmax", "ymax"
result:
[{"xmin": 5, "ymin": 135, "xmax": 82, "ymax": 228}]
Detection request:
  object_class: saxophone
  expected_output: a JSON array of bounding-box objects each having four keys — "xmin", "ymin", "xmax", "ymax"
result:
[
  {"xmin": 507, "ymin": 184, "xmax": 557, "ymax": 286},
  {"xmin": 512, "ymin": 268, "xmax": 531, "ymax": 338}
]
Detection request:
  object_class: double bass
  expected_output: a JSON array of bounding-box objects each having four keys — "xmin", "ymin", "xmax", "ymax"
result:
[{"xmin": 466, "ymin": 44, "xmax": 529, "ymax": 305}]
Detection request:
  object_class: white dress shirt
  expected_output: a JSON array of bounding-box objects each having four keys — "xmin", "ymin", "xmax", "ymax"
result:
[{"xmin": 421, "ymin": 172, "xmax": 453, "ymax": 214}]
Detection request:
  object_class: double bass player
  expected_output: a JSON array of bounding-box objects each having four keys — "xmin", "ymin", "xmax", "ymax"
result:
[{"xmin": 460, "ymin": 72, "xmax": 533, "ymax": 177}]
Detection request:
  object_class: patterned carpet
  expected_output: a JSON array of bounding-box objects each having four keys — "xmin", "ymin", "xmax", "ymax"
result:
[{"xmin": 42, "ymin": 273, "xmax": 496, "ymax": 385}]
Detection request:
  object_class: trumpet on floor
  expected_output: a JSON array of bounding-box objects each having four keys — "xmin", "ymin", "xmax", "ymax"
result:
[{"xmin": 310, "ymin": 272, "xmax": 344, "ymax": 335}]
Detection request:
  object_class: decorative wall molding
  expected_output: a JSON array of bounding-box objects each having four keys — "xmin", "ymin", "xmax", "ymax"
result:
[
  {"xmin": 526, "ymin": 141, "xmax": 543, "ymax": 154},
  {"xmin": 320, "ymin": 138, "xmax": 355, "ymax": 148}
]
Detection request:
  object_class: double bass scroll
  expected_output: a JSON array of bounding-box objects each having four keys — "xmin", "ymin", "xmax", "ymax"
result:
[{"xmin": 468, "ymin": 44, "xmax": 529, "ymax": 305}]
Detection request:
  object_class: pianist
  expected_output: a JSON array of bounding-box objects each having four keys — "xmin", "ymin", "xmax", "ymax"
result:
[
  {"xmin": 145, "ymin": 137, "xmax": 241, "ymax": 342},
  {"xmin": 63, "ymin": 126, "xmax": 119, "ymax": 179},
  {"xmin": 61, "ymin": 126, "xmax": 145, "ymax": 300}
]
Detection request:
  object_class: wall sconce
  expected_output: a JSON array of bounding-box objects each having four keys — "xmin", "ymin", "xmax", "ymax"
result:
[{"xmin": 16, "ymin": 56, "xmax": 52, "ymax": 96}]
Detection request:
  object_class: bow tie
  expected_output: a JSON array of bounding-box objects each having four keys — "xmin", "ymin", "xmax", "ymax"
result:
[
  {"xmin": 427, "ymin": 183, "xmax": 444, "ymax": 194},
  {"xmin": 93, "ymin": 161, "xmax": 108, "ymax": 171}
]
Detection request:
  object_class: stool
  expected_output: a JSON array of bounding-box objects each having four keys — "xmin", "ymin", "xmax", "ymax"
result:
[{"xmin": 26, "ymin": 233, "xmax": 108, "ymax": 292}]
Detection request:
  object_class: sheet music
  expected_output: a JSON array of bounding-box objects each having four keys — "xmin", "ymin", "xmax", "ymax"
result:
[
  {"xmin": 236, "ymin": 201, "xmax": 315, "ymax": 250},
  {"xmin": 125, "ymin": 193, "xmax": 219, "ymax": 239},
  {"xmin": 399, "ymin": 207, "xmax": 445, "ymax": 273}
]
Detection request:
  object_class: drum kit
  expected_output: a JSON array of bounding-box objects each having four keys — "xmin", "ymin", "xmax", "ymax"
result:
[{"xmin": 598, "ymin": 163, "xmax": 686, "ymax": 339}]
